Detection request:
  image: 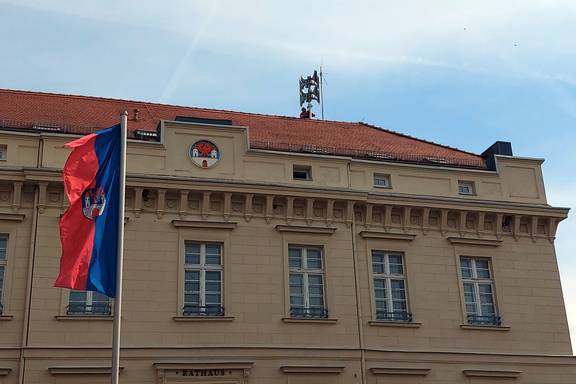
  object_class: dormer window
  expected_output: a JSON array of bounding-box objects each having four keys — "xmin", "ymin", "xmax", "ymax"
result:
[
  {"xmin": 293, "ymin": 165, "xmax": 312, "ymax": 181},
  {"xmin": 458, "ymin": 181, "xmax": 475, "ymax": 195},
  {"xmin": 373, "ymin": 174, "xmax": 391, "ymax": 188}
]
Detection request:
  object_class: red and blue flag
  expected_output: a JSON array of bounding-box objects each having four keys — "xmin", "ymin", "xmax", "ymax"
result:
[{"xmin": 55, "ymin": 124, "xmax": 121, "ymax": 297}]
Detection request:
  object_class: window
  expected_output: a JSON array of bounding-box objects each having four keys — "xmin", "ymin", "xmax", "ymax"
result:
[
  {"xmin": 184, "ymin": 241, "xmax": 224, "ymax": 316},
  {"xmin": 458, "ymin": 180, "xmax": 475, "ymax": 195},
  {"xmin": 0, "ymin": 237, "xmax": 6, "ymax": 314},
  {"xmin": 288, "ymin": 246, "xmax": 327, "ymax": 318},
  {"xmin": 372, "ymin": 251, "xmax": 411, "ymax": 321},
  {"xmin": 373, "ymin": 173, "xmax": 391, "ymax": 188},
  {"xmin": 67, "ymin": 290, "xmax": 111, "ymax": 315},
  {"xmin": 0, "ymin": 145, "xmax": 6, "ymax": 161},
  {"xmin": 460, "ymin": 257, "xmax": 500, "ymax": 325},
  {"xmin": 293, "ymin": 165, "xmax": 312, "ymax": 180}
]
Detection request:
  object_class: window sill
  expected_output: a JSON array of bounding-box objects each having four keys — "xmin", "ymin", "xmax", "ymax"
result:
[
  {"xmin": 282, "ymin": 317, "xmax": 338, "ymax": 324},
  {"xmin": 460, "ymin": 324, "xmax": 510, "ymax": 331},
  {"xmin": 368, "ymin": 320, "xmax": 421, "ymax": 328},
  {"xmin": 0, "ymin": 315, "xmax": 14, "ymax": 321},
  {"xmin": 373, "ymin": 185, "xmax": 392, "ymax": 189},
  {"xmin": 54, "ymin": 315, "xmax": 113, "ymax": 321},
  {"xmin": 173, "ymin": 316, "xmax": 235, "ymax": 322}
]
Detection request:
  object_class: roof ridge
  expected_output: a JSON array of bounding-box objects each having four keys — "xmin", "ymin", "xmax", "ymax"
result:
[
  {"xmin": 358, "ymin": 122, "xmax": 480, "ymax": 157},
  {"xmin": 0, "ymin": 88, "xmax": 360, "ymax": 126}
]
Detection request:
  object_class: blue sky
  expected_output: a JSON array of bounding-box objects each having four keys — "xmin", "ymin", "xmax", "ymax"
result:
[{"xmin": 1, "ymin": 0, "xmax": 575, "ymax": 349}]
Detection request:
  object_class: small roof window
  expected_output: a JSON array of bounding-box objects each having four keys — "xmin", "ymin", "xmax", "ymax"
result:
[{"xmin": 293, "ymin": 165, "xmax": 312, "ymax": 181}]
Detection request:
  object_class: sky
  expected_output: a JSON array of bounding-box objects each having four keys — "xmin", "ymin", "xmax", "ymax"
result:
[{"xmin": 1, "ymin": 0, "xmax": 575, "ymax": 350}]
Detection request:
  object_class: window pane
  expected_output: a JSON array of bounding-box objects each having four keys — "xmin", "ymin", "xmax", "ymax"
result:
[
  {"xmin": 481, "ymin": 304, "xmax": 495, "ymax": 315},
  {"xmin": 69, "ymin": 291, "xmax": 87, "ymax": 302},
  {"xmin": 185, "ymin": 270, "xmax": 200, "ymax": 282},
  {"xmin": 463, "ymin": 283, "xmax": 476, "ymax": 304},
  {"xmin": 0, "ymin": 238, "xmax": 6, "ymax": 261},
  {"xmin": 185, "ymin": 242, "xmax": 201, "ymax": 265},
  {"xmin": 375, "ymin": 299, "xmax": 388, "ymax": 311},
  {"xmin": 465, "ymin": 303, "xmax": 477, "ymax": 315},
  {"xmin": 205, "ymin": 244, "xmax": 221, "ymax": 265},
  {"xmin": 205, "ymin": 271, "xmax": 221, "ymax": 283},
  {"xmin": 475, "ymin": 259, "xmax": 491, "ymax": 278},
  {"xmin": 205, "ymin": 281, "xmax": 221, "ymax": 292},
  {"xmin": 308, "ymin": 274, "xmax": 323, "ymax": 286},
  {"xmin": 184, "ymin": 293, "xmax": 199, "ymax": 304},
  {"xmin": 92, "ymin": 292, "xmax": 109, "ymax": 303},
  {"xmin": 392, "ymin": 300, "xmax": 407, "ymax": 311},
  {"xmin": 185, "ymin": 281, "xmax": 199, "ymax": 292},
  {"xmin": 306, "ymin": 248, "xmax": 322, "ymax": 269},
  {"xmin": 290, "ymin": 296, "xmax": 304, "ymax": 306},
  {"xmin": 289, "ymin": 273, "xmax": 303, "ymax": 286},
  {"xmin": 288, "ymin": 248, "xmax": 302, "ymax": 268},
  {"xmin": 372, "ymin": 252, "xmax": 385, "ymax": 274},
  {"xmin": 461, "ymin": 257, "xmax": 473, "ymax": 278},
  {"xmin": 205, "ymin": 293, "xmax": 221, "ymax": 304},
  {"xmin": 388, "ymin": 255, "xmax": 404, "ymax": 275},
  {"xmin": 309, "ymin": 296, "xmax": 324, "ymax": 306}
]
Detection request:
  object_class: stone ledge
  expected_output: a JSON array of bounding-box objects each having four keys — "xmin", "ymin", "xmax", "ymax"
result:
[
  {"xmin": 171, "ymin": 220, "xmax": 237, "ymax": 229},
  {"xmin": 368, "ymin": 320, "xmax": 421, "ymax": 328},
  {"xmin": 48, "ymin": 366, "xmax": 124, "ymax": 375},
  {"xmin": 280, "ymin": 365, "xmax": 344, "ymax": 374},
  {"xmin": 447, "ymin": 237, "xmax": 502, "ymax": 247},
  {"xmin": 0, "ymin": 212, "xmax": 25, "ymax": 222},
  {"xmin": 0, "ymin": 368, "xmax": 11, "ymax": 376},
  {"xmin": 460, "ymin": 324, "xmax": 511, "ymax": 331},
  {"xmin": 463, "ymin": 369, "xmax": 521, "ymax": 378},
  {"xmin": 370, "ymin": 367, "xmax": 431, "ymax": 376},
  {"xmin": 275, "ymin": 225, "xmax": 336, "ymax": 235},
  {"xmin": 0, "ymin": 315, "xmax": 14, "ymax": 321},
  {"xmin": 360, "ymin": 231, "xmax": 415, "ymax": 241},
  {"xmin": 282, "ymin": 317, "xmax": 338, "ymax": 324},
  {"xmin": 173, "ymin": 316, "xmax": 235, "ymax": 322}
]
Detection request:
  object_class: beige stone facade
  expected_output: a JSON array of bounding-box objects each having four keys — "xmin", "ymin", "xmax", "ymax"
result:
[{"xmin": 0, "ymin": 118, "xmax": 574, "ymax": 383}]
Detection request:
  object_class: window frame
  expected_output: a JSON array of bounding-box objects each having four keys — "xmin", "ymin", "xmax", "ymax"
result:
[
  {"xmin": 66, "ymin": 290, "xmax": 112, "ymax": 316},
  {"xmin": 292, "ymin": 165, "xmax": 312, "ymax": 181},
  {"xmin": 0, "ymin": 144, "xmax": 6, "ymax": 161},
  {"xmin": 183, "ymin": 241, "xmax": 224, "ymax": 316},
  {"xmin": 458, "ymin": 180, "xmax": 476, "ymax": 195},
  {"xmin": 371, "ymin": 250, "xmax": 411, "ymax": 322},
  {"xmin": 0, "ymin": 236, "xmax": 7, "ymax": 315},
  {"xmin": 373, "ymin": 173, "xmax": 391, "ymax": 189},
  {"xmin": 287, "ymin": 244, "xmax": 328, "ymax": 318},
  {"xmin": 459, "ymin": 256, "xmax": 500, "ymax": 326}
]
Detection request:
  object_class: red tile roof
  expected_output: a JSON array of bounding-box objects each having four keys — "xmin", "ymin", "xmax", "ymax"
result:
[{"xmin": 0, "ymin": 89, "xmax": 485, "ymax": 169}]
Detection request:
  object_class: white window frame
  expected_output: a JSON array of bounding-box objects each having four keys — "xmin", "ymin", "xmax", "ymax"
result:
[
  {"xmin": 288, "ymin": 245, "xmax": 326, "ymax": 318},
  {"xmin": 0, "ymin": 237, "xmax": 6, "ymax": 314},
  {"xmin": 371, "ymin": 251, "xmax": 410, "ymax": 321},
  {"xmin": 458, "ymin": 180, "xmax": 475, "ymax": 195},
  {"xmin": 460, "ymin": 256, "xmax": 499, "ymax": 325},
  {"xmin": 184, "ymin": 241, "xmax": 224, "ymax": 316},
  {"xmin": 293, "ymin": 165, "xmax": 312, "ymax": 181},
  {"xmin": 67, "ymin": 290, "xmax": 112, "ymax": 315},
  {"xmin": 373, "ymin": 173, "xmax": 391, "ymax": 188}
]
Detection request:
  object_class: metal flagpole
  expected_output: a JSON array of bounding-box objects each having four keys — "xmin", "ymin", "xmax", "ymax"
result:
[
  {"xmin": 111, "ymin": 111, "xmax": 127, "ymax": 384},
  {"xmin": 319, "ymin": 65, "xmax": 324, "ymax": 120}
]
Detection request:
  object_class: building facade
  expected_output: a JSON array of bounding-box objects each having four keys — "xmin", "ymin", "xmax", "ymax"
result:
[{"xmin": 0, "ymin": 89, "xmax": 574, "ymax": 383}]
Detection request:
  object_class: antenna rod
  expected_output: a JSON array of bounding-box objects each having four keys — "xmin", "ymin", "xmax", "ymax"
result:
[{"xmin": 320, "ymin": 66, "xmax": 324, "ymax": 120}]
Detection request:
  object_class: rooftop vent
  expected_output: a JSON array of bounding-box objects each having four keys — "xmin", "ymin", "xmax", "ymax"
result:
[
  {"xmin": 33, "ymin": 124, "xmax": 61, "ymax": 132},
  {"xmin": 175, "ymin": 116, "xmax": 232, "ymax": 126},
  {"xmin": 134, "ymin": 129, "xmax": 159, "ymax": 141}
]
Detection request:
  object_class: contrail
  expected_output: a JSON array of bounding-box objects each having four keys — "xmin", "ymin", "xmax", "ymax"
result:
[{"xmin": 159, "ymin": 2, "xmax": 219, "ymax": 103}]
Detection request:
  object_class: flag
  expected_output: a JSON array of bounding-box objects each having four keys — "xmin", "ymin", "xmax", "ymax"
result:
[{"xmin": 55, "ymin": 124, "xmax": 121, "ymax": 297}]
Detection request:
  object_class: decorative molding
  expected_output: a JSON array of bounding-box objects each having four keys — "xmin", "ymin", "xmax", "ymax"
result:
[
  {"xmin": 48, "ymin": 366, "xmax": 124, "ymax": 375},
  {"xmin": 275, "ymin": 225, "xmax": 336, "ymax": 235},
  {"xmin": 0, "ymin": 212, "xmax": 25, "ymax": 222},
  {"xmin": 281, "ymin": 317, "xmax": 338, "ymax": 324},
  {"xmin": 460, "ymin": 324, "xmax": 511, "ymax": 331},
  {"xmin": 370, "ymin": 367, "xmax": 431, "ymax": 376},
  {"xmin": 154, "ymin": 361, "xmax": 254, "ymax": 370},
  {"xmin": 368, "ymin": 320, "xmax": 421, "ymax": 328},
  {"xmin": 171, "ymin": 220, "xmax": 237, "ymax": 230},
  {"xmin": 447, "ymin": 237, "xmax": 502, "ymax": 247},
  {"xmin": 360, "ymin": 231, "xmax": 415, "ymax": 241},
  {"xmin": 0, "ymin": 368, "xmax": 11, "ymax": 376},
  {"xmin": 280, "ymin": 366, "xmax": 345, "ymax": 374},
  {"xmin": 173, "ymin": 316, "xmax": 235, "ymax": 322},
  {"xmin": 462, "ymin": 369, "xmax": 521, "ymax": 378},
  {"xmin": 0, "ymin": 315, "xmax": 14, "ymax": 321}
]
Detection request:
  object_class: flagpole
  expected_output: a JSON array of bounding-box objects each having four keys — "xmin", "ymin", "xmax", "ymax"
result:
[{"xmin": 111, "ymin": 111, "xmax": 127, "ymax": 384}]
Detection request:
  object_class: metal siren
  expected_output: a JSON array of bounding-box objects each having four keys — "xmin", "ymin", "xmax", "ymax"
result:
[{"xmin": 189, "ymin": 140, "xmax": 221, "ymax": 169}]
